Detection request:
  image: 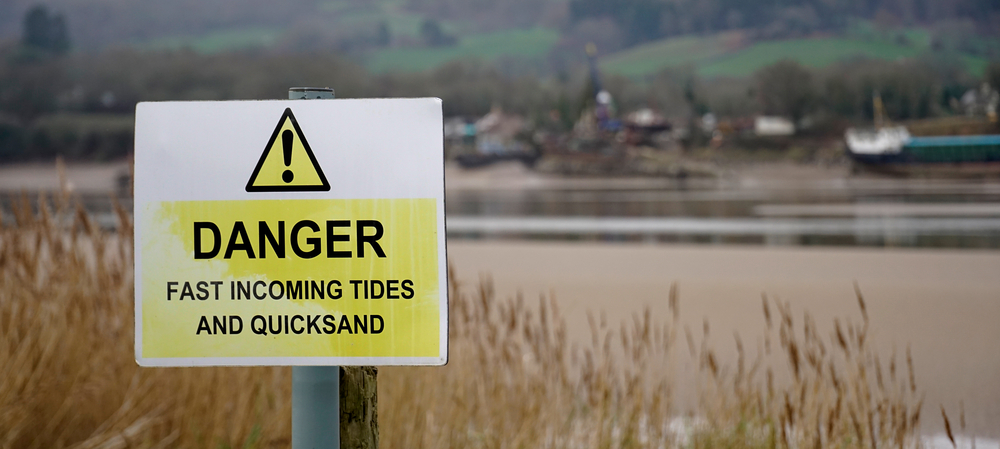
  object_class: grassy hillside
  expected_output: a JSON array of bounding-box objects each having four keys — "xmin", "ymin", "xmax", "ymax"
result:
[
  {"xmin": 602, "ymin": 32, "xmax": 992, "ymax": 79},
  {"xmin": 134, "ymin": 26, "xmax": 282, "ymax": 53},
  {"xmin": 366, "ymin": 27, "xmax": 559, "ymax": 73},
  {"xmin": 89, "ymin": 0, "xmax": 995, "ymax": 78},
  {"xmin": 699, "ymin": 37, "xmax": 923, "ymax": 77},
  {"xmin": 598, "ymin": 32, "xmax": 742, "ymax": 77},
  {"xmin": 120, "ymin": 23, "xmax": 992, "ymax": 77},
  {"xmin": 124, "ymin": 0, "xmax": 469, "ymax": 54},
  {"xmin": 317, "ymin": 0, "xmax": 466, "ymax": 39}
]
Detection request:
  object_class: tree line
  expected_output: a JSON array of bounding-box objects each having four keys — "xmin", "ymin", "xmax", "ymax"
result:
[{"xmin": 0, "ymin": 6, "xmax": 998, "ymax": 162}]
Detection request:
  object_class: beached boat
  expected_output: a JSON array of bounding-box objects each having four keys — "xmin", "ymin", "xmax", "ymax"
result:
[{"xmin": 845, "ymin": 126, "xmax": 1000, "ymax": 175}]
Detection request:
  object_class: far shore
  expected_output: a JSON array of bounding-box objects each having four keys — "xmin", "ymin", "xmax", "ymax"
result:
[{"xmin": 0, "ymin": 158, "xmax": 858, "ymax": 195}]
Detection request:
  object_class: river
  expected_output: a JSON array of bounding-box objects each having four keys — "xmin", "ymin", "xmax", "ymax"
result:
[
  {"xmin": 3, "ymin": 161, "xmax": 1000, "ymax": 249},
  {"xmin": 445, "ymin": 162, "xmax": 1000, "ymax": 248}
]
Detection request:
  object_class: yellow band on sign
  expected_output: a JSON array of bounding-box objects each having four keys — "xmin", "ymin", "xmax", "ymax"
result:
[{"xmin": 139, "ymin": 198, "xmax": 440, "ymax": 359}]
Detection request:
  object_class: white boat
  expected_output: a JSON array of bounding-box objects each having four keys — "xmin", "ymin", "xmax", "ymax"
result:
[{"xmin": 844, "ymin": 126, "xmax": 911, "ymax": 155}]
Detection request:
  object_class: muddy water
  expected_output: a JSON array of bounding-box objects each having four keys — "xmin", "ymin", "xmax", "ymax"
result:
[
  {"xmin": 446, "ymin": 163, "xmax": 1000, "ymax": 248},
  {"xmin": 4, "ymin": 161, "xmax": 1000, "ymax": 249}
]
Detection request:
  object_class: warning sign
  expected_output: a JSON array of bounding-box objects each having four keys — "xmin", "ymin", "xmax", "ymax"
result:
[
  {"xmin": 133, "ymin": 99, "xmax": 446, "ymax": 367},
  {"xmin": 246, "ymin": 108, "xmax": 330, "ymax": 192}
]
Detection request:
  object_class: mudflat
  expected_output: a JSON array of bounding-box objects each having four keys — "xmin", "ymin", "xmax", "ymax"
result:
[{"xmin": 448, "ymin": 240, "xmax": 1000, "ymax": 438}]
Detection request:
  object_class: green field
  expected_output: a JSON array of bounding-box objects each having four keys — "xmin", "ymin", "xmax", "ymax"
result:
[
  {"xmin": 598, "ymin": 32, "xmax": 738, "ymax": 77},
  {"xmin": 602, "ymin": 33, "xmax": 991, "ymax": 79},
  {"xmin": 960, "ymin": 55, "xmax": 992, "ymax": 76},
  {"xmin": 318, "ymin": 0, "xmax": 464, "ymax": 39},
  {"xmin": 366, "ymin": 27, "xmax": 560, "ymax": 73},
  {"xmin": 136, "ymin": 27, "xmax": 281, "ymax": 53},
  {"xmin": 127, "ymin": 15, "xmax": 993, "ymax": 77},
  {"xmin": 698, "ymin": 37, "xmax": 923, "ymax": 77}
]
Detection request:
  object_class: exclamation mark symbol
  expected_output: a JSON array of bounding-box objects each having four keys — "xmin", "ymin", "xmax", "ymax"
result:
[{"xmin": 281, "ymin": 129, "xmax": 294, "ymax": 183}]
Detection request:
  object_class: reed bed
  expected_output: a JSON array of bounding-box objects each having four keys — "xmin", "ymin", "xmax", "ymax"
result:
[
  {"xmin": 1, "ymin": 192, "xmax": 290, "ymax": 449},
  {"xmin": 1, "ymin": 191, "xmax": 931, "ymax": 448}
]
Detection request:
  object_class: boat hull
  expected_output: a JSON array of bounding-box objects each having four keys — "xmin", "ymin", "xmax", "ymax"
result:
[{"xmin": 849, "ymin": 134, "xmax": 1000, "ymax": 176}]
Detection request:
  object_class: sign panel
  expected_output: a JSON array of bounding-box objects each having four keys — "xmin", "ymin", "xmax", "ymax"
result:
[{"xmin": 134, "ymin": 99, "xmax": 447, "ymax": 367}]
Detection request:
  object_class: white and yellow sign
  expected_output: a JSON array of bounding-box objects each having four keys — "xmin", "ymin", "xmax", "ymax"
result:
[{"xmin": 134, "ymin": 99, "xmax": 447, "ymax": 367}]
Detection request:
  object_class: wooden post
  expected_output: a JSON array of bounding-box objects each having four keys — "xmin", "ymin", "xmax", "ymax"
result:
[{"xmin": 340, "ymin": 367, "xmax": 378, "ymax": 449}]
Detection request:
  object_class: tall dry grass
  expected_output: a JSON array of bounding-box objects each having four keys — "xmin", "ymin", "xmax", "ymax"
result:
[
  {"xmin": 1, "ymin": 190, "xmax": 930, "ymax": 448},
  {"xmin": 1, "ymin": 193, "xmax": 290, "ymax": 448},
  {"xmin": 379, "ymin": 275, "xmax": 927, "ymax": 449}
]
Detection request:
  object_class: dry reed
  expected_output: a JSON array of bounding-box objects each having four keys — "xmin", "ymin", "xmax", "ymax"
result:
[
  {"xmin": 1, "ymin": 189, "xmax": 929, "ymax": 448},
  {"xmin": 1, "ymin": 192, "xmax": 289, "ymax": 448}
]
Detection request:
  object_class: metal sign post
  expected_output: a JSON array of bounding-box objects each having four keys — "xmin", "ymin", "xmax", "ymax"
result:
[
  {"xmin": 293, "ymin": 365, "xmax": 341, "ymax": 448},
  {"xmin": 288, "ymin": 87, "xmax": 342, "ymax": 449}
]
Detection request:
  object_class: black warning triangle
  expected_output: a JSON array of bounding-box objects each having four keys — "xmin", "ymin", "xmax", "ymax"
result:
[{"xmin": 246, "ymin": 108, "xmax": 331, "ymax": 192}]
